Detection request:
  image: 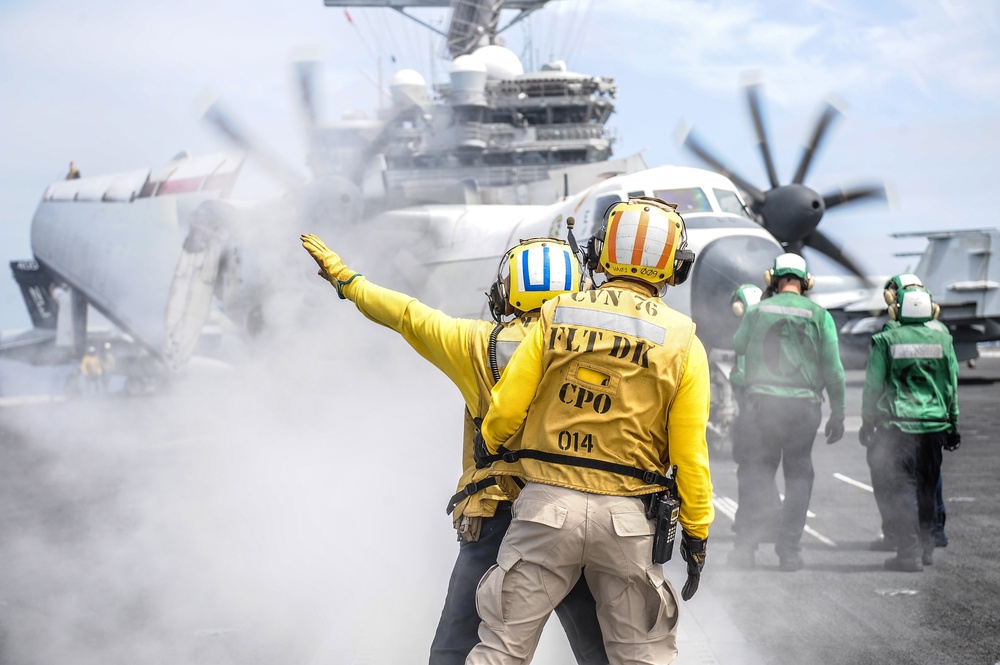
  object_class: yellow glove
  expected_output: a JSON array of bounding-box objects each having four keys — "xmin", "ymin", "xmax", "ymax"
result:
[
  {"xmin": 301, "ymin": 233, "xmax": 357, "ymax": 281},
  {"xmin": 301, "ymin": 234, "xmax": 361, "ymax": 299}
]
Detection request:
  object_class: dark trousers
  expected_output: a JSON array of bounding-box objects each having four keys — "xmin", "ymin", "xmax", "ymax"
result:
[
  {"xmin": 868, "ymin": 428, "xmax": 944, "ymax": 561},
  {"xmin": 733, "ymin": 395, "xmax": 822, "ymax": 559},
  {"xmin": 429, "ymin": 507, "xmax": 608, "ymax": 665},
  {"xmin": 731, "ymin": 398, "xmax": 781, "ymax": 540},
  {"xmin": 867, "ymin": 442, "xmax": 896, "ymax": 541},
  {"xmin": 934, "ymin": 473, "xmax": 948, "ymax": 543}
]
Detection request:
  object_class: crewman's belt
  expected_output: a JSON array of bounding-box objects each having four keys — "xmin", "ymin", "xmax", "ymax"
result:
[{"xmin": 880, "ymin": 416, "xmax": 952, "ymax": 426}]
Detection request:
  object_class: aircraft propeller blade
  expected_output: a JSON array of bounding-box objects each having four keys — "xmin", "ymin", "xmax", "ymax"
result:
[
  {"xmin": 745, "ymin": 83, "xmax": 780, "ymax": 189},
  {"xmin": 791, "ymin": 101, "xmax": 841, "ymax": 185},
  {"xmin": 681, "ymin": 129, "xmax": 766, "ymax": 205},
  {"xmin": 804, "ymin": 228, "xmax": 873, "ymax": 285},
  {"xmin": 200, "ymin": 97, "xmax": 307, "ymax": 191},
  {"xmin": 293, "ymin": 57, "xmax": 320, "ymax": 137},
  {"xmin": 822, "ymin": 184, "xmax": 888, "ymax": 211}
]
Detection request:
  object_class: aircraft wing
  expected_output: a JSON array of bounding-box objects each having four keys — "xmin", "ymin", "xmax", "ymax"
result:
[
  {"xmin": 27, "ymin": 152, "xmax": 245, "ymax": 367},
  {"xmin": 0, "ymin": 328, "xmax": 57, "ymax": 364},
  {"xmin": 832, "ymin": 228, "xmax": 1000, "ymax": 365},
  {"xmin": 895, "ymin": 228, "xmax": 1000, "ymax": 323}
]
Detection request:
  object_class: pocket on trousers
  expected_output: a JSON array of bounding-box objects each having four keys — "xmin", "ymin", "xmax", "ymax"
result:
[
  {"xmin": 643, "ymin": 566, "xmax": 680, "ymax": 639},
  {"xmin": 475, "ymin": 547, "xmax": 524, "ymax": 633},
  {"xmin": 611, "ymin": 510, "xmax": 655, "ymax": 537},
  {"xmin": 512, "ymin": 497, "xmax": 568, "ymax": 529}
]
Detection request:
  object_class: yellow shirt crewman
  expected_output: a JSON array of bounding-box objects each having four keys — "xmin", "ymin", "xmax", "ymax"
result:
[
  {"xmin": 301, "ymin": 234, "xmax": 608, "ymax": 665},
  {"xmin": 468, "ymin": 197, "xmax": 714, "ymax": 664}
]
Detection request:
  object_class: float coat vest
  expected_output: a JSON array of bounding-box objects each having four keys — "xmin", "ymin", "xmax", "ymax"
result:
[
  {"xmin": 482, "ymin": 280, "xmax": 715, "ymax": 540},
  {"xmin": 341, "ymin": 275, "xmax": 531, "ymax": 525},
  {"xmin": 862, "ymin": 321, "xmax": 959, "ymax": 434},
  {"xmin": 733, "ymin": 291, "xmax": 846, "ymax": 419}
]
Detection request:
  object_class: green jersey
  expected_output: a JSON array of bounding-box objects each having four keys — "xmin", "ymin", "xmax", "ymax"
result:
[
  {"xmin": 733, "ymin": 291, "xmax": 846, "ymax": 418},
  {"xmin": 862, "ymin": 320, "xmax": 959, "ymax": 433}
]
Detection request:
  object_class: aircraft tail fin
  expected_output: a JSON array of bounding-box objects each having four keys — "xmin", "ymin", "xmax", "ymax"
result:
[{"xmin": 9, "ymin": 260, "xmax": 57, "ymax": 330}]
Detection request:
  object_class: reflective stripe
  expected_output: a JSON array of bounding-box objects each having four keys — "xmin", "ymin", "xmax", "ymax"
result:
[
  {"xmin": 495, "ymin": 340, "xmax": 520, "ymax": 368},
  {"xmin": 608, "ymin": 207, "xmax": 675, "ymax": 269},
  {"xmin": 891, "ymin": 343, "xmax": 943, "ymax": 359},
  {"xmin": 759, "ymin": 304, "xmax": 813, "ymax": 318},
  {"xmin": 520, "ymin": 245, "xmax": 572, "ymax": 292},
  {"xmin": 553, "ymin": 306, "xmax": 666, "ymax": 344}
]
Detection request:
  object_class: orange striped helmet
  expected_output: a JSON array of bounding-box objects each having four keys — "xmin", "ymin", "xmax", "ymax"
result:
[{"xmin": 597, "ymin": 197, "xmax": 694, "ymax": 286}]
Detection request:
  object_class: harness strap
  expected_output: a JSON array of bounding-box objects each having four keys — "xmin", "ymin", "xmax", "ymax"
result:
[
  {"xmin": 446, "ymin": 477, "xmax": 499, "ymax": 515},
  {"xmin": 479, "ymin": 446, "xmax": 676, "ymax": 490}
]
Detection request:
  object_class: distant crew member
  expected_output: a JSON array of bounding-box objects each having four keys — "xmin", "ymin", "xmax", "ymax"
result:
[
  {"xmin": 860, "ymin": 286, "xmax": 960, "ymax": 572},
  {"xmin": 80, "ymin": 346, "xmax": 103, "ymax": 394},
  {"xmin": 469, "ymin": 197, "xmax": 714, "ymax": 664},
  {"xmin": 300, "ymin": 234, "xmax": 608, "ymax": 665},
  {"xmin": 729, "ymin": 284, "xmax": 780, "ymax": 542},
  {"xmin": 728, "ymin": 253, "xmax": 846, "ymax": 571},
  {"xmin": 100, "ymin": 342, "xmax": 116, "ymax": 392},
  {"xmin": 66, "ymin": 161, "xmax": 80, "ymax": 180},
  {"xmin": 867, "ymin": 274, "xmax": 951, "ymax": 551}
]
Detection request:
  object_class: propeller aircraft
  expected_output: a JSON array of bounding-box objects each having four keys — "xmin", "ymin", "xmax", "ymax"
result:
[{"xmin": 2, "ymin": 1, "xmax": 894, "ymax": 448}]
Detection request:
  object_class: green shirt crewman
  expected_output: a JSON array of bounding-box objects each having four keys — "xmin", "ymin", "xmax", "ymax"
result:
[
  {"xmin": 728, "ymin": 252, "xmax": 845, "ymax": 571},
  {"xmin": 861, "ymin": 286, "xmax": 959, "ymax": 571}
]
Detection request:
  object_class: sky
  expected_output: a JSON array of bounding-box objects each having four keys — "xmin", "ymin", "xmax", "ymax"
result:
[
  {"xmin": 2, "ymin": 0, "xmax": 1000, "ymax": 331},
  {"xmin": 1, "ymin": 2, "xmax": 999, "ymax": 661}
]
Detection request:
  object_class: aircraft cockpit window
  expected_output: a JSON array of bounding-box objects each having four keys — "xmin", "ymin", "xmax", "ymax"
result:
[
  {"xmin": 653, "ymin": 188, "xmax": 710, "ymax": 213},
  {"xmin": 627, "ymin": 190, "xmax": 645, "ymax": 198},
  {"xmin": 714, "ymin": 188, "xmax": 753, "ymax": 218},
  {"xmin": 590, "ymin": 194, "xmax": 625, "ymax": 236}
]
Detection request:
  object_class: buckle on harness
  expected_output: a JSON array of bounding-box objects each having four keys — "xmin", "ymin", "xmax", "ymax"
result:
[
  {"xmin": 642, "ymin": 470, "xmax": 657, "ymax": 485},
  {"xmin": 501, "ymin": 451, "xmax": 519, "ymax": 464},
  {"xmin": 463, "ymin": 482, "xmax": 478, "ymax": 496}
]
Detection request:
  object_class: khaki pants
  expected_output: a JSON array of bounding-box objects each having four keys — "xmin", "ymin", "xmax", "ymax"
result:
[{"xmin": 466, "ymin": 483, "xmax": 680, "ymax": 665}]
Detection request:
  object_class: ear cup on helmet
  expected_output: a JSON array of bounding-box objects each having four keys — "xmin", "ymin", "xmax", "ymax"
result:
[
  {"xmin": 888, "ymin": 302, "xmax": 899, "ymax": 321},
  {"xmin": 487, "ymin": 276, "xmax": 508, "ymax": 322},
  {"xmin": 668, "ymin": 247, "xmax": 695, "ymax": 286},
  {"xmin": 803, "ymin": 274, "xmax": 815, "ymax": 291},
  {"xmin": 584, "ymin": 233, "xmax": 602, "ymax": 272},
  {"xmin": 763, "ymin": 269, "xmax": 775, "ymax": 289},
  {"xmin": 932, "ymin": 302, "xmax": 941, "ymax": 319},
  {"xmin": 732, "ymin": 300, "xmax": 746, "ymax": 317},
  {"xmin": 884, "ymin": 288, "xmax": 897, "ymax": 306}
]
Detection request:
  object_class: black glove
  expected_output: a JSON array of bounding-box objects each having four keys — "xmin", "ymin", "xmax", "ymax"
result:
[
  {"xmin": 473, "ymin": 431, "xmax": 491, "ymax": 469},
  {"xmin": 859, "ymin": 422, "xmax": 876, "ymax": 448},
  {"xmin": 824, "ymin": 416, "xmax": 844, "ymax": 444},
  {"xmin": 945, "ymin": 429, "xmax": 961, "ymax": 451},
  {"xmin": 679, "ymin": 532, "xmax": 707, "ymax": 601}
]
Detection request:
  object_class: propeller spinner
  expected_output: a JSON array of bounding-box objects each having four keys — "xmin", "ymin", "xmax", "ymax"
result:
[{"xmin": 681, "ymin": 82, "xmax": 887, "ymax": 282}]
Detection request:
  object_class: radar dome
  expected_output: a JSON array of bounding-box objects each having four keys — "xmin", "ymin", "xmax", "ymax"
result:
[
  {"xmin": 390, "ymin": 69, "xmax": 429, "ymax": 107},
  {"xmin": 471, "ymin": 45, "xmax": 524, "ymax": 80},
  {"xmin": 449, "ymin": 55, "xmax": 488, "ymax": 105}
]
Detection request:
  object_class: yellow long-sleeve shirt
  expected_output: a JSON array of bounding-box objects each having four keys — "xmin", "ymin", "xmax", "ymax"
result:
[
  {"xmin": 342, "ymin": 275, "xmax": 532, "ymax": 522},
  {"xmin": 480, "ymin": 280, "xmax": 715, "ymax": 541}
]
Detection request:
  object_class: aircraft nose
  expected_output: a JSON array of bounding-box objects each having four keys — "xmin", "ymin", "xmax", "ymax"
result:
[{"xmin": 689, "ymin": 235, "xmax": 783, "ymax": 351}]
